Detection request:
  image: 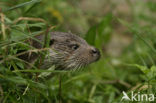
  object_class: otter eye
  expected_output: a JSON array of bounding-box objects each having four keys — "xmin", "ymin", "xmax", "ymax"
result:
[
  {"xmin": 49, "ymin": 39, "xmax": 54, "ymax": 45},
  {"xmin": 70, "ymin": 44, "xmax": 79, "ymax": 50}
]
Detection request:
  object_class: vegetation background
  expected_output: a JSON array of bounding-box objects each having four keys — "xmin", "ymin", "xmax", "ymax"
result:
[{"xmin": 0, "ymin": 0, "xmax": 156, "ymax": 103}]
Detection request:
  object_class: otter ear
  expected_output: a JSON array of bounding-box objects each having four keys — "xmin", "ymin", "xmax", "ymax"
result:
[{"xmin": 49, "ymin": 39, "xmax": 55, "ymax": 46}]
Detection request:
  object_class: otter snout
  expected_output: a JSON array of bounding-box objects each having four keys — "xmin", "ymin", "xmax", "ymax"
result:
[{"xmin": 90, "ymin": 47, "xmax": 101, "ymax": 61}]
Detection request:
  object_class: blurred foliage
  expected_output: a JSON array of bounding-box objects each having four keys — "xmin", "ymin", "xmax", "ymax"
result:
[{"xmin": 0, "ymin": 0, "xmax": 156, "ymax": 103}]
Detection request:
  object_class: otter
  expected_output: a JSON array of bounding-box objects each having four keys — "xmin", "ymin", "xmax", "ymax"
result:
[{"xmin": 20, "ymin": 32, "xmax": 100, "ymax": 70}]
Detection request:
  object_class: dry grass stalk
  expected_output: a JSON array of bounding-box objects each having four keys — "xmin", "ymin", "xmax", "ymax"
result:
[
  {"xmin": 0, "ymin": 13, "xmax": 6, "ymax": 40},
  {"xmin": 13, "ymin": 17, "xmax": 47, "ymax": 24}
]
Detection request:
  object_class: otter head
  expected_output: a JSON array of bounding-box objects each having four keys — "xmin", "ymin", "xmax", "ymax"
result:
[{"xmin": 42, "ymin": 32, "xmax": 100, "ymax": 70}]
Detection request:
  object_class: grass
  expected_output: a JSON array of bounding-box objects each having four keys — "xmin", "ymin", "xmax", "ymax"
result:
[{"xmin": 0, "ymin": 0, "xmax": 156, "ymax": 103}]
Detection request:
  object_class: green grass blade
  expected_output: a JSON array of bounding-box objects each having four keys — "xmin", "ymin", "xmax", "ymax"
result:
[{"xmin": 2, "ymin": 0, "xmax": 42, "ymax": 12}]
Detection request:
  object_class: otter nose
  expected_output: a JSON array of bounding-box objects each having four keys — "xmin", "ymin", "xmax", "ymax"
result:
[{"xmin": 91, "ymin": 48, "xmax": 100, "ymax": 55}]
